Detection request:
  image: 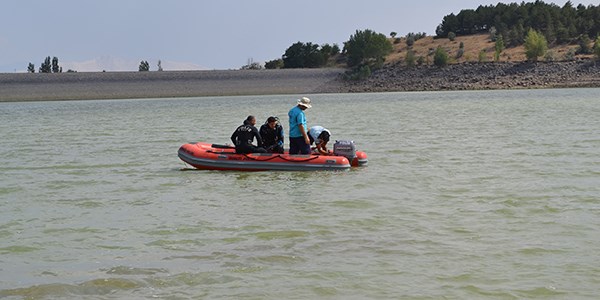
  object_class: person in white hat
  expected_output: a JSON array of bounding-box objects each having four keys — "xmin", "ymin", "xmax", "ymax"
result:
[{"xmin": 287, "ymin": 96, "xmax": 312, "ymax": 154}]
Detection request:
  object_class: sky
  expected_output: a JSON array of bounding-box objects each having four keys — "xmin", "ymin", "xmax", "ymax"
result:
[{"xmin": 1, "ymin": 0, "xmax": 597, "ymax": 72}]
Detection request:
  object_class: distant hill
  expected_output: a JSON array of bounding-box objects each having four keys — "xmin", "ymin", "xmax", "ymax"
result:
[{"xmin": 385, "ymin": 33, "xmax": 593, "ymax": 66}]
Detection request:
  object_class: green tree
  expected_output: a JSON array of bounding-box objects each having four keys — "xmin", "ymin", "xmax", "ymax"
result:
[
  {"xmin": 316, "ymin": 43, "xmax": 340, "ymax": 59},
  {"xmin": 433, "ymin": 46, "xmax": 449, "ymax": 67},
  {"xmin": 344, "ymin": 29, "xmax": 393, "ymax": 69},
  {"xmin": 436, "ymin": 13, "xmax": 459, "ymax": 37},
  {"xmin": 406, "ymin": 35, "xmax": 415, "ymax": 47},
  {"xmin": 139, "ymin": 60, "xmax": 150, "ymax": 71},
  {"xmin": 524, "ymin": 29, "xmax": 548, "ymax": 62},
  {"xmin": 265, "ymin": 58, "xmax": 284, "ymax": 69},
  {"xmin": 282, "ymin": 42, "xmax": 304, "ymax": 68},
  {"xmin": 494, "ymin": 35, "xmax": 505, "ymax": 61},
  {"xmin": 577, "ymin": 34, "xmax": 592, "ymax": 54},
  {"xmin": 27, "ymin": 63, "xmax": 35, "ymax": 73},
  {"xmin": 594, "ymin": 35, "xmax": 600, "ymax": 62},
  {"xmin": 390, "ymin": 32, "xmax": 397, "ymax": 38},
  {"xmin": 51, "ymin": 56, "xmax": 61, "ymax": 73},
  {"xmin": 282, "ymin": 42, "xmax": 326, "ymax": 68},
  {"xmin": 331, "ymin": 44, "xmax": 341, "ymax": 55},
  {"xmin": 507, "ymin": 23, "xmax": 525, "ymax": 47},
  {"xmin": 39, "ymin": 56, "xmax": 51, "ymax": 73},
  {"xmin": 436, "ymin": 2, "xmax": 600, "ymax": 45}
]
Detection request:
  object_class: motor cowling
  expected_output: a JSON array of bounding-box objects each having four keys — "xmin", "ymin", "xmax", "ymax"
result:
[{"xmin": 333, "ymin": 140, "xmax": 357, "ymax": 162}]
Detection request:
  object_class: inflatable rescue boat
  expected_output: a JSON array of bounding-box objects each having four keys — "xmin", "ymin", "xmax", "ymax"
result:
[{"xmin": 178, "ymin": 140, "xmax": 367, "ymax": 171}]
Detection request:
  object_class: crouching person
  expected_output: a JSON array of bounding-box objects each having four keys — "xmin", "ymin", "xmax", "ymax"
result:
[{"xmin": 308, "ymin": 125, "xmax": 331, "ymax": 155}]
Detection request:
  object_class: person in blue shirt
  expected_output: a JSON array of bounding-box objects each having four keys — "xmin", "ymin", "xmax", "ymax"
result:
[
  {"xmin": 288, "ymin": 97, "xmax": 312, "ymax": 154},
  {"xmin": 259, "ymin": 116, "xmax": 284, "ymax": 154},
  {"xmin": 308, "ymin": 125, "xmax": 331, "ymax": 155}
]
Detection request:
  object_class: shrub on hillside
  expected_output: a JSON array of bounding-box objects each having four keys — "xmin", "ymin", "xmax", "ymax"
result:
[
  {"xmin": 343, "ymin": 65, "xmax": 371, "ymax": 81},
  {"xmin": 524, "ymin": 29, "xmax": 548, "ymax": 62},
  {"xmin": 564, "ymin": 49, "xmax": 576, "ymax": 61},
  {"xmin": 478, "ymin": 49, "xmax": 487, "ymax": 62},
  {"xmin": 494, "ymin": 35, "xmax": 505, "ymax": 62},
  {"xmin": 448, "ymin": 32, "xmax": 456, "ymax": 41},
  {"xmin": 489, "ymin": 26, "xmax": 498, "ymax": 42},
  {"xmin": 405, "ymin": 50, "xmax": 416, "ymax": 68},
  {"xmin": 405, "ymin": 32, "xmax": 427, "ymax": 47},
  {"xmin": 594, "ymin": 35, "xmax": 600, "ymax": 61},
  {"xmin": 433, "ymin": 46, "xmax": 449, "ymax": 67},
  {"xmin": 456, "ymin": 42, "xmax": 465, "ymax": 59},
  {"xmin": 576, "ymin": 35, "xmax": 592, "ymax": 55}
]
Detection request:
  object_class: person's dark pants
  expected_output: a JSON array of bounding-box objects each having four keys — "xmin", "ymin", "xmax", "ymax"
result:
[
  {"xmin": 265, "ymin": 144, "xmax": 284, "ymax": 154},
  {"xmin": 289, "ymin": 137, "xmax": 310, "ymax": 155},
  {"xmin": 235, "ymin": 144, "xmax": 267, "ymax": 154}
]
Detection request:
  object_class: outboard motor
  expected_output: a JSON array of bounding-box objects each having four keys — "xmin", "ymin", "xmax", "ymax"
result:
[{"xmin": 333, "ymin": 140, "xmax": 357, "ymax": 163}]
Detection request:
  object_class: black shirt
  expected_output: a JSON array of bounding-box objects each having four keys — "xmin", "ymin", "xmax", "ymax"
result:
[
  {"xmin": 259, "ymin": 123, "xmax": 284, "ymax": 148},
  {"xmin": 231, "ymin": 121, "xmax": 263, "ymax": 147}
]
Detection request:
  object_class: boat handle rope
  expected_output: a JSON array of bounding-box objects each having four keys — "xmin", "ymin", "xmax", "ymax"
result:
[
  {"xmin": 243, "ymin": 154, "xmax": 320, "ymax": 162},
  {"xmin": 206, "ymin": 149, "xmax": 322, "ymax": 162}
]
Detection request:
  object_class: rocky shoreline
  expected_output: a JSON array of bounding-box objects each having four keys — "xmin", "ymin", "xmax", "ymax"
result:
[
  {"xmin": 1, "ymin": 61, "xmax": 599, "ymax": 102},
  {"xmin": 340, "ymin": 60, "xmax": 600, "ymax": 92}
]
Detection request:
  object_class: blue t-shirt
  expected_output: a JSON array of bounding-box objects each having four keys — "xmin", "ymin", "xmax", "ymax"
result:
[{"xmin": 288, "ymin": 106, "xmax": 306, "ymax": 138}]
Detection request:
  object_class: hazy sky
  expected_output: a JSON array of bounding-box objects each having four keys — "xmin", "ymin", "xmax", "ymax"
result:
[{"xmin": 1, "ymin": 0, "xmax": 596, "ymax": 72}]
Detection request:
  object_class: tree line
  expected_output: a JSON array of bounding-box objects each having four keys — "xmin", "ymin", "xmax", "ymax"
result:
[
  {"xmin": 261, "ymin": 30, "xmax": 392, "ymax": 80},
  {"xmin": 436, "ymin": 1, "xmax": 600, "ymax": 46},
  {"xmin": 28, "ymin": 56, "xmax": 64, "ymax": 73}
]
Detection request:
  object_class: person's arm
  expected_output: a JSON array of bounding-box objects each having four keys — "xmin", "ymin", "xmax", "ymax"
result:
[
  {"xmin": 259, "ymin": 125, "xmax": 267, "ymax": 143},
  {"xmin": 277, "ymin": 126, "xmax": 284, "ymax": 146},
  {"xmin": 298, "ymin": 124, "xmax": 309, "ymax": 145},
  {"xmin": 230, "ymin": 130, "xmax": 237, "ymax": 145},
  {"xmin": 316, "ymin": 141, "xmax": 329, "ymax": 155}
]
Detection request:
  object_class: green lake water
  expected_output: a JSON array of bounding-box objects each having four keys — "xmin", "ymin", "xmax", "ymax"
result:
[{"xmin": 1, "ymin": 89, "xmax": 599, "ymax": 299}]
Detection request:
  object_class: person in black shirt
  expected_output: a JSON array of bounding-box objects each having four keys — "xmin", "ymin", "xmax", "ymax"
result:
[
  {"xmin": 230, "ymin": 116, "xmax": 267, "ymax": 154},
  {"xmin": 259, "ymin": 116, "xmax": 285, "ymax": 154}
]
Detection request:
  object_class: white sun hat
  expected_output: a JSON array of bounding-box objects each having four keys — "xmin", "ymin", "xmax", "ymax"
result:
[{"xmin": 297, "ymin": 97, "xmax": 312, "ymax": 108}]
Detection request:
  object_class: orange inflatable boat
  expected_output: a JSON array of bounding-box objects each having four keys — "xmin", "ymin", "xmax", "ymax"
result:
[{"xmin": 178, "ymin": 141, "xmax": 367, "ymax": 171}]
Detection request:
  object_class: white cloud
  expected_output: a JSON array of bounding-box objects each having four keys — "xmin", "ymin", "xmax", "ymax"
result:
[{"xmin": 61, "ymin": 56, "xmax": 207, "ymax": 72}]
